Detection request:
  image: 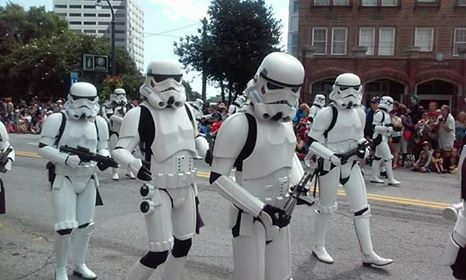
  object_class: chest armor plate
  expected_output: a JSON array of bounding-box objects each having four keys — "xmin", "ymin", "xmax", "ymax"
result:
[
  {"xmin": 110, "ymin": 106, "xmax": 126, "ymax": 132},
  {"xmin": 325, "ymin": 109, "xmax": 362, "ymax": 153},
  {"xmin": 149, "ymin": 107, "xmax": 196, "ymax": 163},
  {"xmin": 373, "ymin": 110, "xmax": 391, "ymax": 139},
  {"xmin": 58, "ymin": 119, "xmax": 98, "ymax": 153}
]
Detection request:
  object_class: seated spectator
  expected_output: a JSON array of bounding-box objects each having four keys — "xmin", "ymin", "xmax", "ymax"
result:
[
  {"xmin": 445, "ymin": 147, "xmax": 460, "ymax": 174},
  {"xmin": 429, "ymin": 149, "xmax": 444, "ymax": 173},
  {"xmin": 412, "ymin": 141, "xmax": 432, "ymax": 173}
]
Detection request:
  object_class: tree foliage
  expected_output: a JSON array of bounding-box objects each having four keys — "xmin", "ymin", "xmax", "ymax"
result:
[
  {"xmin": 0, "ymin": 3, "xmax": 143, "ymax": 101},
  {"xmin": 174, "ymin": 0, "xmax": 282, "ymax": 103}
]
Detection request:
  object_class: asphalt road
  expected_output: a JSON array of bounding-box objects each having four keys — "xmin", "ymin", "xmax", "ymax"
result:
[{"xmin": 0, "ymin": 134, "xmax": 461, "ymax": 280}]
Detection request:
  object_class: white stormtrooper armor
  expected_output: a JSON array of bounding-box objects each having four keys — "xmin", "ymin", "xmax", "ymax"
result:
[
  {"xmin": 308, "ymin": 94, "xmax": 326, "ymax": 125},
  {"xmin": 228, "ymin": 95, "xmax": 247, "ymax": 116},
  {"xmin": 189, "ymin": 98, "xmax": 204, "ymax": 121},
  {"xmin": 38, "ymin": 82, "xmax": 110, "ymax": 280},
  {"xmin": 370, "ymin": 96, "xmax": 400, "ymax": 185},
  {"xmin": 101, "ymin": 88, "xmax": 135, "ymax": 180},
  {"xmin": 443, "ymin": 144, "xmax": 466, "ymax": 279},
  {"xmin": 111, "ymin": 60, "xmax": 209, "ymax": 280},
  {"xmin": 0, "ymin": 121, "xmax": 15, "ymax": 214},
  {"xmin": 307, "ymin": 73, "xmax": 393, "ymax": 267},
  {"xmin": 209, "ymin": 52, "xmax": 305, "ymax": 280}
]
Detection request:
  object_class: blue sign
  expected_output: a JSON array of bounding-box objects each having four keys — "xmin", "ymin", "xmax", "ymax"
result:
[{"xmin": 70, "ymin": 72, "xmax": 79, "ymax": 87}]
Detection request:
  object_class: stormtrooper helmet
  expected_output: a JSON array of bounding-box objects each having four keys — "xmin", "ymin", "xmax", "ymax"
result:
[
  {"xmin": 65, "ymin": 82, "xmax": 99, "ymax": 121},
  {"xmin": 111, "ymin": 88, "xmax": 127, "ymax": 106},
  {"xmin": 140, "ymin": 60, "xmax": 185, "ymax": 109},
  {"xmin": 313, "ymin": 94, "xmax": 326, "ymax": 107},
  {"xmin": 192, "ymin": 98, "xmax": 204, "ymax": 112},
  {"xmin": 378, "ymin": 96, "xmax": 395, "ymax": 112},
  {"xmin": 234, "ymin": 95, "xmax": 247, "ymax": 107},
  {"xmin": 245, "ymin": 52, "xmax": 304, "ymax": 122},
  {"xmin": 329, "ymin": 73, "xmax": 363, "ymax": 109}
]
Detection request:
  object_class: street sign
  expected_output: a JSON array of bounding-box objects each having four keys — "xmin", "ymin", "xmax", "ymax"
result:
[
  {"xmin": 70, "ymin": 72, "xmax": 79, "ymax": 87},
  {"xmin": 83, "ymin": 54, "xmax": 108, "ymax": 73}
]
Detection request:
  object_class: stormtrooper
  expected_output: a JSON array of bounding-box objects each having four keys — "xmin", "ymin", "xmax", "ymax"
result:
[
  {"xmin": 112, "ymin": 60, "xmax": 209, "ymax": 280},
  {"xmin": 308, "ymin": 94, "xmax": 326, "ymax": 125},
  {"xmin": 38, "ymin": 82, "xmax": 111, "ymax": 280},
  {"xmin": 307, "ymin": 73, "xmax": 393, "ymax": 266},
  {"xmin": 443, "ymin": 144, "xmax": 466, "ymax": 279},
  {"xmin": 101, "ymin": 88, "xmax": 135, "ymax": 180},
  {"xmin": 0, "ymin": 121, "xmax": 15, "ymax": 214},
  {"xmin": 209, "ymin": 52, "xmax": 305, "ymax": 280},
  {"xmin": 370, "ymin": 96, "xmax": 401, "ymax": 185},
  {"xmin": 189, "ymin": 98, "xmax": 204, "ymax": 121},
  {"xmin": 227, "ymin": 94, "xmax": 247, "ymax": 116}
]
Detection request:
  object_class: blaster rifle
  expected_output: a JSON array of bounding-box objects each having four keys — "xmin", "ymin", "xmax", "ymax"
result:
[
  {"xmin": 59, "ymin": 145, "xmax": 118, "ymax": 169},
  {"xmin": 0, "ymin": 147, "xmax": 13, "ymax": 173},
  {"xmin": 334, "ymin": 141, "xmax": 369, "ymax": 165},
  {"xmin": 282, "ymin": 169, "xmax": 317, "ymax": 218}
]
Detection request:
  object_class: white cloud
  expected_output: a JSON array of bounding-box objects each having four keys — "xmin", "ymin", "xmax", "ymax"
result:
[{"xmin": 149, "ymin": 0, "xmax": 208, "ymax": 21}]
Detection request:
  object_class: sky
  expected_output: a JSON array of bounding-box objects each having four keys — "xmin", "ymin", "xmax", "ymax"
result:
[{"xmin": 0, "ymin": 0, "xmax": 290, "ymax": 97}]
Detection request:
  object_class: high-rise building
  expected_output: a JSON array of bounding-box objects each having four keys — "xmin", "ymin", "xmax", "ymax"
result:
[
  {"xmin": 287, "ymin": 0, "xmax": 300, "ymax": 57},
  {"xmin": 298, "ymin": 0, "xmax": 466, "ymax": 113},
  {"xmin": 53, "ymin": 0, "xmax": 144, "ymax": 73}
]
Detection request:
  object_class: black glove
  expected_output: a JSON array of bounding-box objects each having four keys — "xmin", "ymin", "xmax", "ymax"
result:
[
  {"xmin": 262, "ymin": 204, "xmax": 291, "ymax": 228},
  {"xmin": 137, "ymin": 160, "xmax": 152, "ymax": 181},
  {"xmin": 97, "ymin": 161, "xmax": 112, "ymax": 171}
]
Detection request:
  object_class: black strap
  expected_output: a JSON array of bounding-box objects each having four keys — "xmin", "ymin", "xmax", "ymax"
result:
[
  {"xmin": 234, "ymin": 113, "xmax": 257, "ymax": 172},
  {"xmin": 184, "ymin": 104, "xmax": 194, "ymax": 124},
  {"xmin": 54, "ymin": 112, "xmax": 67, "ymax": 146},
  {"xmin": 138, "ymin": 105, "xmax": 155, "ymax": 164},
  {"xmin": 94, "ymin": 119, "xmax": 100, "ymax": 141},
  {"xmin": 323, "ymin": 105, "xmax": 338, "ymax": 139}
]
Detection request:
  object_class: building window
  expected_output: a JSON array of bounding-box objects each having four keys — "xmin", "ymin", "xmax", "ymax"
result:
[
  {"xmin": 453, "ymin": 28, "xmax": 466, "ymax": 56},
  {"xmin": 359, "ymin": 28, "xmax": 375, "ymax": 55},
  {"xmin": 69, "ymin": 13, "xmax": 81, "ymax": 16},
  {"xmin": 83, "ymin": 21, "xmax": 96, "ymax": 25},
  {"xmin": 69, "ymin": 5, "xmax": 81, "ymax": 8},
  {"xmin": 415, "ymin": 0, "xmax": 439, "ymax": 6},
  {"xmin": 293, "ymin": 0, "xmax": 300, "ymax": 13},
  {"xmin": 83, "ymin": 5, "xmax": 95, "ymax": 9},
  {"xmin": 361, "ymin": 0, "xmax": 398, "ymax": 6},
  {"xmin": 361, "ymin": 0, "xmax": 377, "ymax": 6},
  {"xmin": 457, "ymin": 0, "xmax": 466, "ymax": 6},
  {"xmin": 69, "ymin": 21, "xmax": 81, "ymax": 25},
  {"xmin": 84, "ymin": 30, "xmax": 95, "ymax": 33},
  {"xmin": 55, "ymin": 4, "xmax": 67, "ymax": 8},
  {"xmin": 381, "ymin": 0, "xmax": 398, "ymax": 6},
  {"xmin": 314, "ymin": 0, "xmax": 329, "ymax": 6},
  {"xmin": 312, "ymin": 28, "xmax": 327, "ymax": 55},
  {"xmin": 331, "ymin": 27, "xmax": 347, "ymax": 55},
  {"xmin": 98, "ymin": 13, "xmax": 111, "ymax": 17},
  {"xmin": 84, "ymin": 13, "xmax": 96, "ymax": 17},
  {"xmin": 415, "ymin": 28, "xmax": 434, "ymax": 51},
  {"xmin": 334, "ymin": 0, "xmax": 350, "ymax": 5},
  {"xmin": 379, "ymin": 27, "xmax": 395, "ymax": 55}
]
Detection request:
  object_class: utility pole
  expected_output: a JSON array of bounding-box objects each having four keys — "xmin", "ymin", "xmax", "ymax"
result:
[
  {"xmin": 96, "ymin": 0, "xmax": 116, "ymax": 76},
  {"xmin": 201, "ymin": 17, "xmax": 207, "ymax": 102}
]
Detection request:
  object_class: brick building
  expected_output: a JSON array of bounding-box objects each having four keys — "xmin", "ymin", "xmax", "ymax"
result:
[{"xmin": 298, "ymin": 0, "xmax": 466, "ymax": 113}]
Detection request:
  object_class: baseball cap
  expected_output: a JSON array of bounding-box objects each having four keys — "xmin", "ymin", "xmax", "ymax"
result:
[{"xmin": 370, "ymin": 96, "xmax": 380, "ymax": 103}]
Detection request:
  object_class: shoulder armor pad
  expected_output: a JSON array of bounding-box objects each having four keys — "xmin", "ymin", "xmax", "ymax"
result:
[
  {"xmin": 119, "ymin": 106, "xmax": 141, "ymax": 139},
  {"xmin": 39, "ymin": 113, "xmax": 63, "ymax": 145},
  {"xmin": 0, "ymin": 122, "xmax": 9, "ymax": 142},
  {"xmin": 308, "ymin": 106, "xmax": 333, "ymax": 139},
  {"xmin": 213, "ymin": 113, "xmax": 249, "ymax": 159}
]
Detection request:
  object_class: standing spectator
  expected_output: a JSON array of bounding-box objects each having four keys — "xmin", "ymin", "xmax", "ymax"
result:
[
  {"xmin": 437, "ymin": 105, "xmax": 456, "ymax": 157},
  {"xmin": 455, "ymin": 111, "xmax": 466, "ymax": 148},
  {"xmin": 399, "ymin": 104, "xmax": 414, "ymax": 167},
  {"xmin": 364, "ymin": 96, "xmax": 380, "ymax": 139},
  {"xmin": 293, "ymin": 103, "xmax": 310, "ymax": 125},
  {"xmin": 389, "ymin": 108, "xmax": 403, "ymax": 169}
]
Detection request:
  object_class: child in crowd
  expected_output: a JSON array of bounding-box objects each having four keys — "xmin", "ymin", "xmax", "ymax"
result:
[
  {"xmin": 412, "ymin": 141, "xmax": 432, "ymax": 173},
  {"xmin": 446, "ymin": 147, "xmax": 460, "ymax": 174},
  {"xmin": 430, "ymin": 149, "xmax": 444, "ymax": 173}
]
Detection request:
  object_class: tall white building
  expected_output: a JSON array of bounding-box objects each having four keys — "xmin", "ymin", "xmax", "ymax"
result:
[
  {"xmin": 287, "ymin": 0, "xmax": 300, "ymax": 58},
  {"xmin": 53, "ymin": 0, "xmax": 144, "ymax": 72}
]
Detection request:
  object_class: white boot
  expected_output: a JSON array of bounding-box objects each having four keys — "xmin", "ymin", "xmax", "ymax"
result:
[
  {"xmin": 72, "ymin": 225, "xmax": 97, "ymax": 279},
  {"xmin": 384, "ymin": 160, "xmax": 400, "ymax": 186},
  {"xmin": 55, "ymin": 235, "xmax": 70, "ymax": 280},
  {"xmin": 126, "ymin": 170, "xmax": 136, "ymax": 179},
  {"xmin": 161, "ymin": 255, "xmax": 187, "ymax": 280},
  {"xmin": 112, "ymin": 168, "xmax": 119, "ymax": 180},
  {"xmin": 354, "ymin": 214, "xmax": 393, "ymax": 267},
  {"xmin": 311, "ymin": 212, "xmax": 334, "ymax": 264},
  {"xmin": 125, "ymin": 261, "xmax": 155, "ymax": 280},
  {"xmin": 370, "ymin": 159, "xmax": 384, "ymax": 184}
]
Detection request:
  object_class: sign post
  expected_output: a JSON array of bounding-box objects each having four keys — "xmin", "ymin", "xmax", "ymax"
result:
[{"xmin": 83, "ymin": 54, "xmax": 108, "ymax": 73}]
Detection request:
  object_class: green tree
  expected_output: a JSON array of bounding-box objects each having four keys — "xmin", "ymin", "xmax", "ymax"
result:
[
  {"xmin": 0, "ymin": 3, "xmax": 143, "ymax": 101},
  {"xmin": 174, "ymin": 0, "xmax": 282, "ymax": 103}
]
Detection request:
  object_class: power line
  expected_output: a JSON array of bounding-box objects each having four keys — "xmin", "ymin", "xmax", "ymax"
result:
[{"xmin": 143, "ymin": 22, "xmax": 201, "ymax": 38}]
